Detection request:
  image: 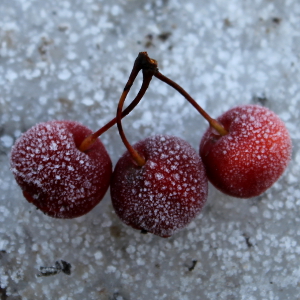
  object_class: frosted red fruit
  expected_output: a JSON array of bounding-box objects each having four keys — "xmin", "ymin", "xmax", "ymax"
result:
[
  {"xmin": 10, "ymin": 120, "xmax": 112, "ymax": 218},
  {"xmin": 200, "ymin": 105, "xmax": 292, "ymax": 198},
  {"xmin": 110, "ymin": 135, "xmax": 208, "ymax": 238}
]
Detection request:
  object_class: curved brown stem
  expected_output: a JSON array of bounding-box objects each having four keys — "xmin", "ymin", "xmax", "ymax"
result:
[
  {"xmin": 79, "ymin": 52, "xmax": 157, "ymax": 152},
  {"xmin": 79, "ymin": 74, "xmax": 153, "ymax": 152},
  {"xmin": 154, "ymin": 71, "xmax": 228, "ymax": 136},
  {"xmin": 116, "ymin": 69, "xmax": 155, "ymax": 167}
]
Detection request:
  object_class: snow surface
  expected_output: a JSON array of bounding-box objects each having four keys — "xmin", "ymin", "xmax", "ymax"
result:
[{"xmin": 0, "ymin": 0, "xmax": 300, "ymax": 299}]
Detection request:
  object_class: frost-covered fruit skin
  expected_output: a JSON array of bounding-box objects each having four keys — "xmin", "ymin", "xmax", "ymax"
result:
[
  {"xmin": 111, "ymin": 135, "xmax": 208, "ymax": 238},
  {"xmin": 10, "ymin": 120, "xmax": 112, "ymax": 218},
  {"xmin": 200, "ymin": 105, "xmax": 292, "ymax": 198}
]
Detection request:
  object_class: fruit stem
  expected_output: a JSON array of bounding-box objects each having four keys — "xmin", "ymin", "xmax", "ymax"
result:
[
  {"xmin": 78, "ymin": 52, "xmax": 157, "ymax": 152},
  {"xmin": 116, "ymin": 69, "xmax": 155, "ymax": 167},
  {"xmin": 154, "ymin": 71, "xmax": 228, "ymax": 136}
]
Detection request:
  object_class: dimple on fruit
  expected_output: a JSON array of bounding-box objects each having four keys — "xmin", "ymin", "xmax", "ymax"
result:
[{"xmin": 10, "ymin": 120, "xmax": 112, "ymax": 218}]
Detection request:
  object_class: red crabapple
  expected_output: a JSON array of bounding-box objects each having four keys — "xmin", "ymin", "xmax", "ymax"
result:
[
  {"xmin": 200, "ymin": 105, "xmax": 292, "ymax": 198},
  {"xmin": 110, "ymin": 135, "xmax": 208, "ymax": 237},
  {"xmin": 10, "ymin": 120, "xmax": 112, "ymax": 218}
]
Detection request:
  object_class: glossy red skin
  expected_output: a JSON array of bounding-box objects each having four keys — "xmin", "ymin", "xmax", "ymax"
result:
[
  {"xmin": 200, "ymin": 105, "xmax": 292, "ymax": 198},
  {"xmin": 11, "ymin": 120, "xmax": 112, "ymax": 218},
  {"xmin": 111, "ymin": 135, "xmax": 208, "ymax": 237}
]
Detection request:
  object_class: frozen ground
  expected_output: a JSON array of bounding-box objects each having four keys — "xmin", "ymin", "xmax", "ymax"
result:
[{"xmin": 0, "ymin": 0, "xmax": 300, "ymax": 299}]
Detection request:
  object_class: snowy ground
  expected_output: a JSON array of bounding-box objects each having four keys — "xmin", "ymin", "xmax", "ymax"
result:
[{"xmin": 1, "ymin": 0, "xmax": 300, "ymax": 299}]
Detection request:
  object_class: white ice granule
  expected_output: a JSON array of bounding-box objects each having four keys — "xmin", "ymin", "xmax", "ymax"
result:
[
  {"xmin": 31, "ymin": 244, "xmax": 38, "ymax": 251},
  {"xmin": 18, "ymin": 245, "xmax": 26, "ymax": 255},
  {"xmin": 142, "ymin": 111, "xmax": 152, "ymax": 123},
  {"xmin": 250, "ymin": 206, "xmax": 258, "ymax": 214},
  {"xmin": 80, "ymin": 60, "xmax": 90, "ymax": 70},
  {"xmin": 82, "ymin": 98, "xmax": 94, "ymax": 106},
  {"xmin": 111, "ymin": 5, "xmax": 121, "ymax": 16},
  {"xmin": 58, "ymin": 69, "xmax": 71, "ymax": 80},
  {"xmin": 263, "ymin": 210, "xmax": 271, "ymax": 219},
  {"xmin": 23, "ymin": 69, "xmax": 41, "ymax": 80},
  {"xmin": 94, "ymin": 251, "xmax": 103, "ymax": 260},
  {"xmin": 0, "ymin": 239, "xmax": 9, "ymax": 250},
  {"xmin": 126, "ymin": 245, "xmax": 135, "ymax": 254},
  {"xmin": 136, "ymin": 258, "xmax": 145, "ymax": 265},
  {"xmin": 146, "ymin": 279, "xmax": 153, "ymax": 288},
  {"xmin": 67, "ymin": 51, "xmax": 77, "ymax": 60},
  {"xmin": 39, "ymin": 96, "xmax": 47, "ymax": 105},
  {"xmin": 5, "ymin": 69, "xmax": 18, "ymax": 82},
  {"xmin": 106, "ymin": 265, "xmax": 116, "ymax": 273},
  {"xmin": 0, "ymin": 135, "xmax": 13, "ymax": 147},
  {"xmin": 0, "ymin": 272, "xmax": 9, "ymax": 289}
]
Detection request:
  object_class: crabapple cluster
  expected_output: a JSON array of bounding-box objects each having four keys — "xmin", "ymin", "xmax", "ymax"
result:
[{"xmin": 10, "ymin": 52, "xmax": 292, "ymax": 237}]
